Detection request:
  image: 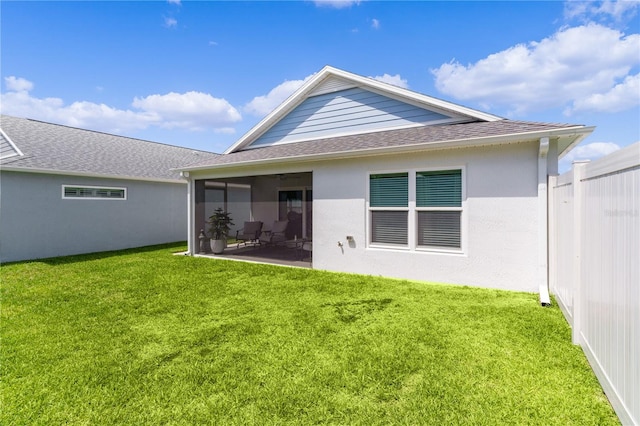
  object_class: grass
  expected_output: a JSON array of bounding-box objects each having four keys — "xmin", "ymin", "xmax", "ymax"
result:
[{"xmin": 1, "ymin": 243, "xmax": 618, "ymax": 425}]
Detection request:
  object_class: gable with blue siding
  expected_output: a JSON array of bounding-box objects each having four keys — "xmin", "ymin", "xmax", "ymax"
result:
[{"xmin": 249, "ymin": 87, "xmax": 451, "ymax": 148}]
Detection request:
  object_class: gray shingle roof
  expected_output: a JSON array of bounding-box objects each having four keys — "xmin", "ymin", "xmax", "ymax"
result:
[
  {"xmin": 0, "ymin": 115, "xmax": 219, "ymax": 181},
  {"xmin": 184, "ymin": 119, "xmax": 586, "ymax": 169},
  {"xmin": 0, "ymin": 130, "xmax": 21, "ymax": 159}
]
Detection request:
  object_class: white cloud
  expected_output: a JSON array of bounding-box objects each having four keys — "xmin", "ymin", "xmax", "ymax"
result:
[
  {"xmin": 568, "ymin": 72, "xmax": 640, "ymax": 113},
  {"xmin": 1, "ymin": 76, "xmax": 242, "ymax": 134},
  {"xmin": 209, "ymin": 41, "xmax": 218, "ymax": 46},
  {"xmin": 244, "ymin": 74, "xmax": 315, "ymax": 116},
  {"xmin": 167, "ymin": 0, "xmax": 181, "ymax": 5},
  {"xmin": 371, "ymin": 18, "xmax": 380, "ymax": 30},
  {"xmin": 565, "ymin": 0, "xmax": 640, "ymax": 22},
  {"xmin": 5, "ymin": 76, "xmax": 33, "ymax": 92},
  {"xmin": 133, "ymin": 91, "xmax": 241, "ymax": 129},
  {"xmin": 213, "ymin": 127, "xmax": 236, "ymax": 135},
  {"xmin": 313, "ymin": 0, "xmax": 360, "ymax": 9},
  {"xmin": 372, "ymin": 73, "xmax": 409, "ymax": 89},
  {"xmin": 164, "ymin": 17, "xmax": 177, "ymax": 28},
  {"xmin": 560, "ymin": 141, "xmax": 621, "ymax": 170},
  {"xmin": 1, "ymin": 88, "xmax": 156, "ymax": 133},
  {"xmin": 431, "ymin": 24, "xmax": 640, "ymax": 115}
]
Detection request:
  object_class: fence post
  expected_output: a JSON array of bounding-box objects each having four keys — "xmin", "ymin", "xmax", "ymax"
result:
[
  {"xmin": 548, "ymin": 175, "xmax": 557, "ymax": 296},
  {"xmin": 571, "ymin": 160, "xmax": 589, "ymax": 345}
]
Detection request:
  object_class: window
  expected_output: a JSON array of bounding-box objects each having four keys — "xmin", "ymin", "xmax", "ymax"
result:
[
  {"xmin": 368, "ymin": 169, "xmax": 463, "ymax": 251},
  {"xmin": 369, "ymin": 173, "xmax": 408, "ymax": 246},
  {"xmin": 416, "ymin": 170, "xmax": 462, "ymax": 249},
  {"xmin": 62, "ymin": 185, "xmax": 126, "ymax": 200}
]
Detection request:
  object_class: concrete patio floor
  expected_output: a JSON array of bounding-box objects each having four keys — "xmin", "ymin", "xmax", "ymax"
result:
[{"xmin": 195, "ymin": 243, "xmax": 312, "ymax": 268}]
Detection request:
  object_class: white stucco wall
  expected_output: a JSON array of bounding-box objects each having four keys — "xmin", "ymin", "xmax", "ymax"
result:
[
  {"xmin": 0, "ymin": 171, "xmax": 188, "ymax": 263},
  {"xmin": 311, "ymin": 142, "xmax": 541, "ymax": 292},
  {"xmin": 189, "ymin": 141, "xmax": 547, "ymax": 292}
]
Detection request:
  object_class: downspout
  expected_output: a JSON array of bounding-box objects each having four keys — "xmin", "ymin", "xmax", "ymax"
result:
[
  {"xmin": 181, "ymin": 171, "xmax": 193, "ymax": 255},
  {"xmin": 538, "ymin": 138, "xmax": 551, "ymax": 306}
]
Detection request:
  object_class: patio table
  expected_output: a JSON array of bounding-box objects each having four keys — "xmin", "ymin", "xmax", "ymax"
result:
[{"xmin": 279, "ymin": 238, "xmax": 311, "ymax": 260}]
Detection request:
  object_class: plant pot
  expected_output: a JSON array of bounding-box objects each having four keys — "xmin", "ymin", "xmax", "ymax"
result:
[{"xmin": 210, "ymin": 239, "xmax": 226, "ymax": 254}]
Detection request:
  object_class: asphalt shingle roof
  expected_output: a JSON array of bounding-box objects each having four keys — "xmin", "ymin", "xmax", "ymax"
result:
[
  {"xmin": 0, "ymin": 115, "xmax": 219, "ymax": 181},
  {"xmin": 185, "ymin": 119, "xmax": 584, "ymax": 169},
  {"xmin": 0, "ymin": 130, "xmax": 21, "ymax": 159}
]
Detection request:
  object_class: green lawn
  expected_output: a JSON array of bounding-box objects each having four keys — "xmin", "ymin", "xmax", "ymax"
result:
[{"xmin": 1, "ymin": 243, "xmax": 617, "ymax": 425}]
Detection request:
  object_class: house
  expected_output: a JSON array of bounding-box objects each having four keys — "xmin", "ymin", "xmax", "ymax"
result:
[
  {"xmin": 0, "ymin": 115, "xmax": 219, "ymax": 263},
  {"xmin": 179, "ymin": 66, "xmax": 594, "ymax": 303}
]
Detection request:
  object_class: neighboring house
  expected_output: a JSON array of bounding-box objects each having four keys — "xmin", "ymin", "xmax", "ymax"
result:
[
  {"xmin": 180, "ymin": 66, "xmax": 594, "ymax": 303},
  {"xmin": 0, "ymin": 115, "xmax": 219, "ymax": 263}
]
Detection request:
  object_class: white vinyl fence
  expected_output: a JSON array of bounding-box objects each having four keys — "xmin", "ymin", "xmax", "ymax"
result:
[{"xmin": 549, "ymin": 142, "xmax": 639, "ymax": 426}]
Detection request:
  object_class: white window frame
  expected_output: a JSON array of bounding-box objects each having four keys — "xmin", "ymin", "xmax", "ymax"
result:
[
  {"xmin": 62, "ymin": 185, "xmax": 127, "ymax": 200},
  {"xmin": 414, "ymin": 167, "xmax": 466, "ymax": 254},
  {"xmin": 367, "ymin": 170, "xmax": 410, "ymax": 250},
  {"xmin": 367, "ymin": 166, "xmax": 466, "ymax": 254}
]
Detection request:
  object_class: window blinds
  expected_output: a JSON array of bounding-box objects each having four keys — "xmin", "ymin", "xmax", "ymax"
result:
[
  {"xmin": 416, "ymin": 170, "xmax": 461, "ymax": 207},
  {"xmin": 370, "ymin": 173, "xmax": 408, "ymax": 207}
]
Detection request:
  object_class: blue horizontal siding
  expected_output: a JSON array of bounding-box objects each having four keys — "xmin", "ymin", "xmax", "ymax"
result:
[{"xmin": 250, "ymin": 87, "xmax": 450, "ymax": 147}]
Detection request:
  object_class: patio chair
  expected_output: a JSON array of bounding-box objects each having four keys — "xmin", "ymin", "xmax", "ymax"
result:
[
  {"xmin": 235, "ymin": 221, "xmax": 263, "ymax": 248},
  {"xmin": 301, "ymin": 240, "xmax": 312, "ymax": 260},
  {"xmin": 259, "ymin": 220, "xmax": 288, "ymax": 246}
]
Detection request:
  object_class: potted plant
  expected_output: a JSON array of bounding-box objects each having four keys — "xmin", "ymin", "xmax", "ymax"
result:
[{"xmin": 208, "ymin": 207, "xmax": 234, "ymax": 254}]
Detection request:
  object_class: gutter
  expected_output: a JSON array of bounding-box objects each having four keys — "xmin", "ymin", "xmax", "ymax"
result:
[
  {"xmin": 538, "ymin": 138, "xmax": 552, "ymax": 306},
  {"xmin": 180, "ymin": 125, "xmax": 595, "ymax": 173},
  {"xmin": 557, "ymin": 129, "xmax": 592, "ymax": 159},
  {"xmin": 0, "ymin": 166, "xmax": 187, "ymax": 184}
]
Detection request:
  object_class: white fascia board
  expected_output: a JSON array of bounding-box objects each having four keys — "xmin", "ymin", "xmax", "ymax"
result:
[
  {"xmin": 557, "ymin": 128, "xmax": 595, "ymax": 159},
  {"xmin": 324, "ymin": 66, "xmax": 503, "ymax": 122},
  {"xmin": 224, "ymin": 66, "xmax": 503, "ymax": 154},
  {"xmin": 184, "ymin": 125, "xmax": 594, "ymax": 173},
  {"xmin": 0, "ymin": 166, "xmax": 186, "ymax": 184},
  {"xmin": 223, "ymin": 69, "xmax": 331, "ymax": 154}
]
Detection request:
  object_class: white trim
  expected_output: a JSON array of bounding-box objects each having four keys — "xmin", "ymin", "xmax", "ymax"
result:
[
  {"xmin": 366, "ymin": 166, "xmax": 466, "ymax": 254},
  {"xmin": 2, "ymin": 166, "xmax": 186, "ymax": 184},
  {"xmin": 538, "ymin": 137, "xmax": 551, "ymax": 306},
  {"xmin": 557, "ymin": 130, "xmax": 594, "ymax": 159},
  {"xmin": 187, "ymin": 176, "xmax": 194, "ymax": 256},
  {"xmin": 367, "ymin": 169, "xmax": 410, "ymax": 248},
  {"xmin": 62, "ymin": 184, "xmax": 127, "ymax": 200},
  {"xmin": 0, "ymin": 128, "xmax": 24, "ymax": 159},
  {"xmin": 326, "ymin": 66, "xmax": 503, "ymax": 121},
  {"xmin": 185, "ymin": 125, "xmax": 595, "ymax": 173},
  {"xmin": 224, "ymin": 66, "xmax": 503, "ymax": 154}
]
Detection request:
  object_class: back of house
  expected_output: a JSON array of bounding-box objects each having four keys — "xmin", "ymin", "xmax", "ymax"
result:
[{"xmin": 179, "ymin": 66, "xmax": 594, "ymax": 301}]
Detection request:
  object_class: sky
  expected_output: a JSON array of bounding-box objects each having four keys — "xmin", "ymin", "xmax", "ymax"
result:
[{"xmin": 1, "ymin": 0, "xmax": 639, "ymax": 172}]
